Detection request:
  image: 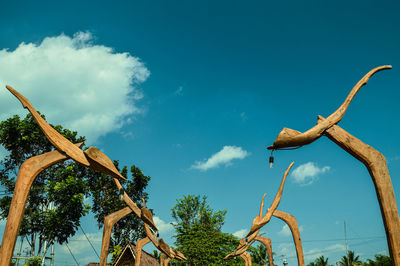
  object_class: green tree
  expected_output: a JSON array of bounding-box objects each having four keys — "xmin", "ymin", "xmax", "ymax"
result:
[
  {"xmin": 249, "ymin": 244, "xmax": 267, "ymax": 266},
  {"xmin": 308, "ymin": 255, "xmax": 331, "ymax": 266},
  {"xmin": 338, "ymin": 251, "xmax": 362, "ymax": 266},
  {"xmin": 0, "ymin": 114, "xmax": 153, "ymax": 258},
  {"xmin": 0, "ymin": 114, "xmax": 89, "ymax": 257},
  {"xmin": 171, "ymin": 194, "xmax": 239, "ymax": 265},
  {"xmin": 87, "ymin": 162, "xmax": 151, "ymax": 250},
  {"xmin": 364, "ymin": 254, "xmax": 392, "ymax": 266}
]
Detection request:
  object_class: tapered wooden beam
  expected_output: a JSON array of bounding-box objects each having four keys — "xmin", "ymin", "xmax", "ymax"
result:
[
  {"xmin": 246, "ymin": 162, "xmax": 294, "ymax": 237},
  {"xmin": 99, "ymin": 206, "xmax": 132, "ymax": 266},
  {"xmin": 240, "ymin": 252, "xmax": 252, "ymax": 266},
  {"xmin": 273, "ymin": 210, "xmax": 304, "ymax": 266},
  {"xmin": 254, "ymin": 236, "xmax": 274, "ymax": 266},
  {"xmin": 6, "ymin": 85, "xmax": 90, "ymax": 166},
  {"xmin": 267, "ymin": 66, "xmax": 392, "ymax": 149},
  {"xmin": 160, "ymin": 253, "xmax": 166, "ymax": 265},
  {"xmin": 0, "ymin": 144, "xmax": 82, "ymax": 266},
  {"xmin": 318, "ymin": 116, "xmax": 400, "ymax": 265},
  {"xmin": 134, "ymin": 237, "xmax": 151, "ymax": 266}
]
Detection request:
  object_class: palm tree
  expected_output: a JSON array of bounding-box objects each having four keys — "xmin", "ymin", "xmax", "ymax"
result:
[
  {"xmin": 250, "ymin": 244, "xmax": 268, "ymax": 266},
  {"xmin": 307, "ymin": 255, "xmax": 331, "ymax": 266},
  {"xmin": 364, "ymin": 254, "xmax": 392, "ymax": 266},
  {"xmin": 338, "ymin": 251, "xmax": 361, "ymax": 266}
]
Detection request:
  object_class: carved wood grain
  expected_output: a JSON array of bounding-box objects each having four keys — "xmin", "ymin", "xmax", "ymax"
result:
[
  {"xmin": 99, "ymin": 206, "xmax": 132, "ymax": 266},
  {"xmin": 273, "ymin": 210, "xmax": 304, "ymax": 266}
]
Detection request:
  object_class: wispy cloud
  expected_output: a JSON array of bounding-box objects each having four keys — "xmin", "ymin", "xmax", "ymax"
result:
[
  {"xmin": 191, "ymin": 145, "xmax": 249, "ymax": 171},
  {"xmin": 153, "ymin": 216, "xmax": 174, "ymax": 234},
  {"xmin": 291, "ymin": 162, "xmax": 330, "ymax": 186},
  {"xmin": 233, "ymin": 228, "xmax": 248, "ymax": 239},
  {"xmin": 0, "ymin": 32, "xmax": 149, "ymax": 144},
  {"xmin": 175, "ymin": 86, "xmax": 183, "ymax": 96},
  {"xmin": 240, "ymin": 112, "xmax": 247, "ymax": 122},
  {"xmin": 277, "ymin": 224, "xmax": 303, "ymax": 237},
  {"xmin": 304, "ymin": 243, "xmax": 345, "ymax": 261}
]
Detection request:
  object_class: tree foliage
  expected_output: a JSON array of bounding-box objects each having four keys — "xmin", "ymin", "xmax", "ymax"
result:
[
  {"xmin": 0, "ymin": 114, "xmax": 152, "ymax": 256},
  {"xmin": 87, "ymin": 162, "xmax": 151, "ymax": 250},
  {"xmin": 364, "ymin": 254, "xmax": 392, "ymax": 266},
  {"xmin": 338, "ymin": 251, "xmax": 361, "ymax": 266},
  {"xmin": 0, "ymin": 114, "xmax": 89, "ymax": 256},
  {"xmin": 308, "ymin": 255, "xmax": 331, "ymax": 266},
  {"xmin": 171, "ymin": 194, "xmax": 239, "ymax": 265}
]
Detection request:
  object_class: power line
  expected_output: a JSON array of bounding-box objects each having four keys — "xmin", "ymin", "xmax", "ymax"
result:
[
  {"xmin": 65, "ymin": 243, "xmax": 79, "ymax": 266},
  {"xmin": 79, "ymin": 225, "xmax": 100, "ymax": 259}
]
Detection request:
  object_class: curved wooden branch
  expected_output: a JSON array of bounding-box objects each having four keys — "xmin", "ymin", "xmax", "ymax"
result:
[
  {"xmin": 246, "ymin": 162, "xmax": 294, "ymax": 238},
  {"xmin": 254, "ymin": 236, "xmax": 274, "ymax": 266},
  {"xmin": 160, "ymin": 253, "xmax": 166, "ymax": 265},
  {"xmin": 100, "ymin": 206, "xmax": 132, "ymax": 266},
  {"xmin": 318, "ymin": 116, "xmax": 400, "ymax": 265},
  {"xmin": 6, "ymin": 85, "xmax": 90, "ymax": 166},
  {"xmin": 267, "ymin": 66, "xmax": 392, "ymax": 150},
  {"xmin": 0, "ymin": 144, "xmax": 82, "ymax": 265},
  {"xmin": 134, "ymin": 237, "xmax": 151, "ymax": 266},
  {"xmin": 273, "ymin": 210, "xmax": 304, "ymax": 266},
  {"xmin": 5, "ymin": 86, "xmax": 162, "ymax": 230},
  {"xmin": 240, "ymin": 252, "xmax": 252, "ymax": 266}
]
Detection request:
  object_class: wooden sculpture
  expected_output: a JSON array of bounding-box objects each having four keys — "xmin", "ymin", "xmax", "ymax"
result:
[
  {"xmin": 100, "ymin": 207, "xmax": 132, "ymax": 266},
  {"xmin": 133, "ymin": 199, "xmax": 187, "ymax": 266},
  {"xmin": 240, "ymin": 252, "xmax": 252, "ymax": 266},
  {"xmin": 267, "ymin": 65, "xmax": 400, "ymax": 265},
  {"xmin": 273, "ymin": 210, "xmax": 304, "ymax": 266},
  {"xmin": 0, "ymin": 86, "xmax": 158, "ymax": 265},
  {"xmin": 225, "ymin": 162, "xmax": 305, "ymax": 266}
]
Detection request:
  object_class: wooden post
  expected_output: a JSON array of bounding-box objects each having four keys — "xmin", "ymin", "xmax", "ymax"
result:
[
  {"xmin": 0, "ymin": 146, "xmax": 81, "ymax": 266},
  {"xmin": 99, "ymin": 207, "xmax": 132, "ymax": 266},
  {"xmin": 254, "ymin": 236, "xmax": 274, "ymax": 266},
  {"xmin": 267, "ymin": 66, "xmax": 399, "ymax": 264},
  {"xmin": 318, "ymin": 117, "xmax": 400, "ymax": 265},
  {"xmin": 134, "ymin": 237, "xmax": 151, "ymax": 266},
  {"xmin": 273, "ymin": 210, "xmax": 304, "ymax": 266}
]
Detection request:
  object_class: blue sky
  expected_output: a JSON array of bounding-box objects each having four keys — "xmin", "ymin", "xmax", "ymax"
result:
[{"xmin": 0, "ymin": 0, "xmax": 399, "ymax": 264}]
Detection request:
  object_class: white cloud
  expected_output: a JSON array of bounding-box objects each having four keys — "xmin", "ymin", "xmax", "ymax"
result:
[
  {"xmin": 277, "ymin": 224, "xmax": 304, "ymax": 237},
  {"xmin": 304, "ymin": 243, "xmax": 345, "ymax": 262},
  {"xmin": 58, "ymin": 231, "xmax": 103, "ymax": 264},
  {"xmin": 0, "ymin": 32, "xmax": 149, "ymax": 144},
  {"xmin": 233, "ymin": 228, "xmax": 248, "ymax": 239},
  {"xmin": 191, "ymin": 145, "xmax": 249, "ymax": 171},
  {"xmin": 153, "ymin": 216, "xmax": 174, "ymax": 234},
  {"xmin": 291, "ymin": 162, "xmax": 330, "ymax": 186}
]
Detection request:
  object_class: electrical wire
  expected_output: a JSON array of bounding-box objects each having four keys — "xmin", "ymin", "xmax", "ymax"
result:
[
  {"xmin": 79, "ymin": 225, "xmax": 100, "ymax": 259},
  {"xmin": 65, "ymin": 242, "xmax": 80, "ymax": 266}
]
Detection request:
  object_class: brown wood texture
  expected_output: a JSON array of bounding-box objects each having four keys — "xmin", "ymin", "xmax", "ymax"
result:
[
  {"xmin": 239, "ymin": 252, "xmax": 252, "ymax": 266},
  {"xmin": 318, "ymin": 117, "xmax": 400, "ymax": 265},
  {"xmin": 247, "ymin": 162, "xmax": 294, "ymax": 237},
  {"xmin": 0, "ymin": 145, "xmax": 81, "ymax": 266},
  {"xmin": 265, "ymin": 67, "xmax": 398, "ymax": 264},
  {"xmin": 160, "ymin": 253, "xmax": 166, "ymax": 265},
  {"xmin": 99, "ymin": 206, "xmax": 132, "ymax": 266},
  {"xmin": 134, "ymin": 237, "xmax": 151, "ymax": 266},
  {"xmin": 267, "ymin": 66, "xmax": 392, "ymax": 150},
  {"xmin": 6, "ymin": 85, "xmax": 90, "ymax": 166},
  {"xmin": 273, "ymin": 210, "xmax": 304, "ymax": 266},
  {"xmin": 254, "ymin": 236, "xmax": 274, "ymax": 266}
]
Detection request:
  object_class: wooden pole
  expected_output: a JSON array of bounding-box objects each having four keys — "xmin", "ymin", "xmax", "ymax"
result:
[
  {"xmin": 318, "ymin": 117, "xmax": 400, "ymax": 265},
  {"xmin": 134, "ymin": 237, "xmax": 151, "ymax": 266},
  {"xmin": 99, "ymin": 206, "xmax": 132, "ymax": 266},
  {"xmin": 0, "ymin": 145, "xmax": 81, "ymax": 266},
  {"xmin": 273, "ymin": 210, "xmax": 304, "ymax": 266},
  {"xmin": 254, "ymin": 236, "xmax": 274, "ymax": 266}
]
